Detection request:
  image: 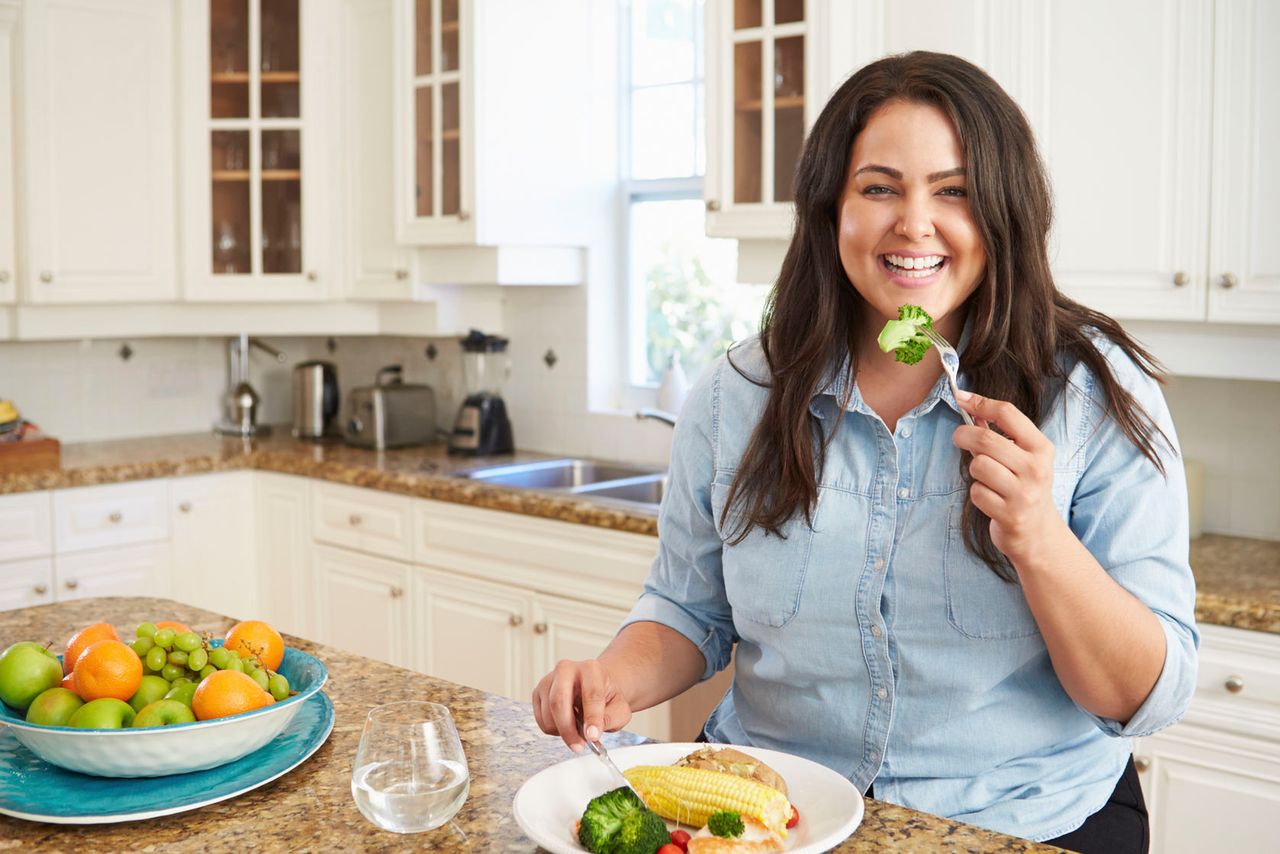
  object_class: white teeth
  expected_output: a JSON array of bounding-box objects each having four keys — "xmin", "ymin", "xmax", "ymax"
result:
[{"xmin": 884, "ymin": 254, "xmax": 945, "ymax": 276}]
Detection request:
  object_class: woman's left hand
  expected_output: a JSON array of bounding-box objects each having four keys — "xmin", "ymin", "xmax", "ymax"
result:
[{"xmin": 952, "ymin": 391, "xmax": 1064, "ymax": 567}]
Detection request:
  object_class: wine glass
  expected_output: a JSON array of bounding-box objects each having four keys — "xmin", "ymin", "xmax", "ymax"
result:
[{"xmin": 351, "ymin": 701, "xmax": 470, "ymax": 834}]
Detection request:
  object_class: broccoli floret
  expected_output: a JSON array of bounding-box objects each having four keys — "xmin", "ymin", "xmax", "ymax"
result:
[
  {"xmin": 876, "ymin": 304, "xmax": 934, "ymax": 365},
  {"xmin": 578, "ymin": 786, "xmax": 668, "ymax": 854},
  {"xmin": 707, "ymin": 810, "xmax": 745, "ymax": 838}
]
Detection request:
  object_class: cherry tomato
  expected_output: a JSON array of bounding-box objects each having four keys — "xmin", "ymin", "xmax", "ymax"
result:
[
  {"xmin": 786, "ymin": 805, "xmax": 800, "ymax": 829},
  {"xmin": 657, "ymin": 845, "xmax": 684, "ymax": 854},
  {"xmin": 669, "ymin": 828, "xmax": 692, "ymax": 851}
]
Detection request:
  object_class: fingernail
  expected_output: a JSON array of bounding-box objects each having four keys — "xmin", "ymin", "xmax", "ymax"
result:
[
  {"xmin": 956, "ymin": 389, "xmax": 971, "ymax": 401},
  {"xmin": 571, "ymin": 742, "xmax": 584, "ymax": 753},
  {"xmin": 586, "ymin": 725, "xmax": 600, "ymax": 741}
]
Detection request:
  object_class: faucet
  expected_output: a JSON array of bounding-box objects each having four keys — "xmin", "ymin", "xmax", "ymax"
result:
[
  {"xmin": 215, "ymin": 334, "xmax": 287, "ymax": 436},
  {"xmin": 636, "ymin": 408, "xmax": 677, "ymax": 427}
]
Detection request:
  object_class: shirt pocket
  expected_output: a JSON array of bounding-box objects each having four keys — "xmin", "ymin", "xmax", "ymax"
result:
[
  {"xmin": 710, "ymin": 476, "xmax": 818, "ymax": 628},
  {"xmin": 942, "ymin": 499, "xmax": 1041, "ymax": 640}
]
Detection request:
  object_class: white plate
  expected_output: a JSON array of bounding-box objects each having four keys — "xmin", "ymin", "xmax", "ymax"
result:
[{"xmin": 512, "ymin": 742, "xmax": 864, "ymax": 854}]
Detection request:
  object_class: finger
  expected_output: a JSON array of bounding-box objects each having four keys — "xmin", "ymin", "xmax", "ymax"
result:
[
  {"xmin": 603, "ymin": 695, "xmax": 633, "ymax": 733},
  {"xmin": 968, "ymin": 453, "xmax": 1019, "ymax": 499},
  {"xmin": 579, "ymin": 660, "xmax": 607, "ymax": 743},
  {"xmin": 547, "ymin": 662, "xmax": 587, "ymax": 752},
  {"xmin": 953, "ymin": 423, "xmax": 1033, "ymax": 476},
  {"xmin": 956, "ymin": 391, "xmax": 1048, "ymax": 452},
  {"xmin": 970, "ymin": 480, "xmax": 1007, "ymax": 518}
]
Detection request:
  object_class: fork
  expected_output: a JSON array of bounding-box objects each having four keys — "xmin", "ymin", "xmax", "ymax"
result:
[{"xmin": 922, "ymin": 326, "xmax": 975, "ymax": 427}]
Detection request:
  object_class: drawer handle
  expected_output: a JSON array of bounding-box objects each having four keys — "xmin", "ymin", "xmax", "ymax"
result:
[
  {"xmin": 389, "ymin": 586, "xmax": 403, "ymax": 599},
  {"xmin": 1224, "ymin": 674, "xmax": 1245, "ymax": 694},
  {"xmin": 1134, "ymin": 756, "xmax": 1150, "ymax": 773},
  {"xmin": 33, "ymin": 584, "xmax": 47, "ymax": 595},
  {"xmin": 349, "ymin": 513, "xmax": 363, "ymax": 527},
  {"xmin": 178, "ymin": 501, "xmax": 192, "ymax": 513},
  {"xmin": 532, "ymin": 622, "xmax": 547, "ymax": 635},
  {"xmin": 64, "ymin": 579, "xmax": 79, "ymax": 590},
  {"xmin": 508, "ymin": 614, "xmax": 523, "ymax": 628},
  {"xmin": 108, "ymin": 511, "xmax": 123, "ymax": 523}
]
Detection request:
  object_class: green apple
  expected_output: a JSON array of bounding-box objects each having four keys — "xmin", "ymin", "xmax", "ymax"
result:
[
  {"xmin": 163, "ymin": 681, "xmax": 198, "ymax": 709},
  {"xmin": 132, "ymin": 699, "xmax": 196, "ymax": 728},
  {"xmin": 67, "ymin": 697, "xmax": 136, "ymax": 729},
  {"xmin": 128, "ymin": 675, "xmax": 172, "ymax": 712},
  {"xmin": 0, "ymin": 642, "xmax": 64, "ymax": 711},
  {"xmin": 25, "ymin": 687, "xmax": 85, "ymax": 727}
]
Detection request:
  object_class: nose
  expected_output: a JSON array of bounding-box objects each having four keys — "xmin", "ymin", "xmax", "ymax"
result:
[{"xmin": 894, "ymin": 193, "xmax": 936, "ymax": 241}]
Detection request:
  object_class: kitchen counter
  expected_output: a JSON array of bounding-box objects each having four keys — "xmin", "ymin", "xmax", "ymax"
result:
[
  {"xmin": 1, "ymin": 433, "xmax": 1278, "ymax": 634},
  {"xmin": 0, "ymin": 597, "xmax": 1059, "ymax": 852}
]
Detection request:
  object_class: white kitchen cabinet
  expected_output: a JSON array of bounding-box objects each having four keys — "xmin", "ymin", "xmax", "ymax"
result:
[
  {"xmin": 0, "ymin": 0, "xmax": 16, "ymax": 305},
  {"xmin": 1134, "ymin": 624, "xmax": 1280, "ymax": 854},
  {"xmin": 20, "ymin": 0, "xmax": 176, "ymax": 303},
  {"xmin": 170, "ymin": 472, "xmax": 257, "ymax": 621},
  {"xmin": 52, "ymin": 480, "xmax": 169, "ymax": 554},
  {"xmin": 311, "ymin": 480, "xmax": 414, "ymax": 562},
  {"xmin": 312, "ymin": 543, "xmax": 411, "ymax": 668},
  {"xmin": 178, "ymin": 0, "xmax": 336, "ymax": 301},
  {"xmin": 53, "ymin": 541, "xmax": 170, "ymax": 602},
  {"xmin": 389, "ymin": 0, "xmax": 589, "ymax": 286},
  {"xmin": 0, "ymin": 490, "xmax": 53, "ymax": 562},
  {"xmin": 0, "ymin": 558, "xmax": 55, "ymax": 611},
  {"xmin": 255, "ymin": 472, "xmax": 312, "ymax": 639}
]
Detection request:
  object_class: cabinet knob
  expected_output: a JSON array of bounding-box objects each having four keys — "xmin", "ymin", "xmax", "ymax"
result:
[
  {"xmin": 40, "ymin": 270, "xmax": 53, "ymax": 283},
  {"xmin": 108, "ymin": 511, "xmax": 123, "ymax": 523},
  {"xmin": 706, "ymin": 199, "xmax": 720, "ymax": 212},
  {"xmin": 389, "ymin": 585, "xmax": 404, "ymax": 599},
  {"xmin": 1134, "ymin": 756, "xmax": 1150, "ymax": 773},
  {"xmin": 0, "ymin": 270, "xmax": 9, "ymax": 283},
  {"xmin": 178, "ymin": 501, "xmax": 192, "ymax": 513},
  {"xmin": 1172, "ymin": 271, "xmax": 1188, "ymax": 287},
  {"xmin": 348, "ymin": 513, "xmax": 363, "ymax": 527},
  {"xmin": 394, "ymin": 268, "xmax": 409, "ymax": 280},
  {"xmin": 1219, "ymin": 272, "xmax": 1237, "ymax": 289},
  {"xmin": 306, "ymin": 270, "xmax": 318, "ymax": 282},
  {"xmin": 508, "ymin": 614, "xmax": 523, "ymax": 627},
  {"xmin": 457, "ymin": 210, "xmax": 471, "ymax": 221},
  {"xmin": 64, "ymin": 579, "xmax": 79, "ymax": 590},
  {"xmin": 33, "ymin": 584, "xmax": 47, "ymax": 595},
  {"xmin": 1224, "ymin": 674, "xmax": 1245, "ymax": 694},
  {"xmin": 532, "ymin": 622, "xmax": 547, "ymax": 635}
]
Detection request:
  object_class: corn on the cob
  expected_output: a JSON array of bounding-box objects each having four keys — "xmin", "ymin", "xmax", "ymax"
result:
[{"xmin": 623, "ymin": 765, "xmax": 792, "ymax": 837}]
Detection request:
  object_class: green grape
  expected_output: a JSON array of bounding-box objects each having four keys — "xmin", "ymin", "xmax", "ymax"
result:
[
  {"xmin": 160, "ymin": 663, "xmax": 185, "ymax": 682},
  {"xmin": 188, "ymin": 648, "xmax": 208, "ymax": 671},
  {"xmin": 145, "ymin": 646, "xmax": 167, "ymax": 671},
  {"xmin": 167, "ymin": 650, "xmax": 188, "ymax": 667},
  {"xmin": 136, "ymin": 622, "xmax": 158, "ymax": 639},
  {"xmin": 153, "ymin": 628, "xmax": 176, "ymax": 650},
  {"xmin": 174, "ymin": 632, "xmax": 202, "ymax": 653},
  {"xmin": 249, "ymin": 668, "xmax": 269, "ymax": 691},
  {"xmin": 208, "ymin": 648, "xmax": 234, "ymax": 670},
  {"xmin": 198, "ymin": 665, "xmax": 217, "ymax": 681},
  {"xmin": 223, "ymin": 655, "xmax": 244, "ymax": 674},
  {"xmin": 267, "ymin": 673, "xmax": 289, "ymax": 701},
  {"xmin": 130, "ymin": 637, "xmax": 155, "ymax": 657},
  {"xmin": 170, "ymin": 676, "xmax": 192, "ymax": 687}
]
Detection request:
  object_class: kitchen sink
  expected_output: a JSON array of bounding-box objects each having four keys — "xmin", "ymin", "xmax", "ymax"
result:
[
  {"xmin": 570, "ymin": 474, "xmax": 669, "ymax": 505},
  {"xmin": 453, "ymin": 458, "xmax": 667, "ymax": 508}
]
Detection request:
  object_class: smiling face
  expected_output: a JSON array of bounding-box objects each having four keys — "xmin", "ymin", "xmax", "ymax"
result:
[{"xmin": 837, "ymin": 99, "xmax": 987, "ymax": 344}]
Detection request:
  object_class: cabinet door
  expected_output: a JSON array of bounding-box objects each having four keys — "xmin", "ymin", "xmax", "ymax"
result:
[
  {"xmin": 413, "ymin": 566, "xmax": 531, "ymax": 699},
  {"xmin": 255, "ymin": 472, "xmax": 311, "ymax": 638},
  {"xmin": 21, "ymin": 0, "xmax": 176, "ymax": 303},
  {"xmin": 170, "ymin": 472, "xmax": 256, "ymax": 620},
  {"xmin": 0, "ymin": 558, "xmax": 55, "ymax": 612},
  {"xmin": 54, "ymin": 542, "xmax": 171, "ymax": 602},
  {"xmin": 53, "ymin": 480, "xmax": 169, "ymax": 555},
  {"xmin": 531, "ymin": 593, "xmax": 670, "ymax": 742},
  {"xmin": 1207, "ymin": 0, "xmax": 1280, "ymax": 322},
  {"xmin": 312, "ymin": 543, "xmax": 410, "ymax": 667},
  {"xmin": 0, "ymin": 490, "xmax": 53, "ymax": 563},
  {"xmin": 0, "ymin": 1, "xmax": 15, "ymax": 304},
  {"xmin": 180, "ymin": 0, "xmax": 330, "ymax": 300},
  {"xmin": 1040, "ymin": 0, "xmax": 1212, "ymax": 320},
  {"xmin": 346, "ymin": 0, "xmax": 414, "ymax": 298}
]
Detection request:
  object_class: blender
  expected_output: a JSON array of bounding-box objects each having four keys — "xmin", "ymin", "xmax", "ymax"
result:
[{"xmin": 448, "ymin": 330, "xmax": 514, "ymax": 455}]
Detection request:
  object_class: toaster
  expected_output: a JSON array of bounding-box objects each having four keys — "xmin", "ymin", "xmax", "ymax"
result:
[{"xmin": 343, "ymin": 367, "xmax": 437, "ymax": 449}]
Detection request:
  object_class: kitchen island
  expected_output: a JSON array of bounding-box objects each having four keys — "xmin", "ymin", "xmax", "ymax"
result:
[{"xmin": 0, "ymin": 598, "xmax": 1059, "ymax": 852}]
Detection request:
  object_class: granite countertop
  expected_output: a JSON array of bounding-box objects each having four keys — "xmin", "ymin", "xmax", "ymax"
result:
[
  {"xmin": 0, "ymin": 597, "xmax": 1059, "ymax": 852},
  {"xmin": 1, "ymin": 432, "xmax": 1278, "ymax": 634}
]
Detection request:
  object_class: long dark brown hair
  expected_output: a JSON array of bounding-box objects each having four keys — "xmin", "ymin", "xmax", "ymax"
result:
[{"xmin": 723, "ymin": 51, "xmax": 1171, "ymax": 581}]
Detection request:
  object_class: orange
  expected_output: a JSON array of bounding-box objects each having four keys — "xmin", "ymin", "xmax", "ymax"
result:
[
  {"xmin": 224, "ymin": 620, "xmax": 285, "ymax": 671},
  {"xmin": 154, "ymin": 620, "xmax": 193, "ymax": 634},
  {"xmin": 191, "ymin": 670, "xmax": 275, "ymax": 721},
  {"xmin": 62, "ymin": 622, "xmax": 121, "ymax": 676},
  {"xmin": 59, "ymin": 672, "xmax": 77, "ymax": 693},
  {"xmin": 73, "ymin": 639, "xmax": 143, "ymax": 702}
]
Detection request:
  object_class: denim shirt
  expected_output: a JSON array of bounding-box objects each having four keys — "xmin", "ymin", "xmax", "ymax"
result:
[{"xmin": 623, "ymin": 333, "xmax": 1199, "ymax": 842}]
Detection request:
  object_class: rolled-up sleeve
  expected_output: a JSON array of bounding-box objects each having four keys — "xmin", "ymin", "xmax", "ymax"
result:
[
  {"xmin": 1066, "ymin": 345, "xmax": 1199, "ymax": 737},
  {"xmin": 621, "ymin": 361, "xmax": 738, "ymax": 681}
]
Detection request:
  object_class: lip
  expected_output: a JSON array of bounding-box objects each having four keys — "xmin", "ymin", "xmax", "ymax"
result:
[{"xmin": 880, "ymin": 254, "xmax": 948, "ymax": 288}]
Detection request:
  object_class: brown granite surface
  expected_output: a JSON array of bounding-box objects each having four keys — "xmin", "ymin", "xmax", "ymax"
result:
[
  {"xmin": 0, "ymin": 598, "xmax": 1058, "ymax": 852},
  {"xmin": 2, "ymin": 433, "xmax": 1278, "ymax": 633}
]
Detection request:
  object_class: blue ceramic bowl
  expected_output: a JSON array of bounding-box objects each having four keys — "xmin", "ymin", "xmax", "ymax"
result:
[{"xmin": 0, "ymin": 641, "xmax": 327, "ymax": 778}]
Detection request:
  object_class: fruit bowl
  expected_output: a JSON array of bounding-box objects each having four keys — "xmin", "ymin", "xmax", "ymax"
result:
[{"xmin": 0, "ymin": 642, "xmax": 327, "ymax": 778}]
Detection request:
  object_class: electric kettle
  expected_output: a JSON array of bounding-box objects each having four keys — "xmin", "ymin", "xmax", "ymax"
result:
[{"xmin": 292, "ymin": 361, "xmax": 340, "ymax": 439}]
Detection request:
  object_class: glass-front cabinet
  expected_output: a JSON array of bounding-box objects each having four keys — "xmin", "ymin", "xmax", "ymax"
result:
[
  {"xmin": 705, "ymin": 0, "xmax": 817, "ymax": 239},
  {"xmin": 181, "ymin": 0, "xmax": 330, "ymax": 300}
]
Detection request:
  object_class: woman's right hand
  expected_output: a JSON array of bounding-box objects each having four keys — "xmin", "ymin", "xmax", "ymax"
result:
[{"xmin": 532, "ymin": 658, "xmax": 633, "ymax": 753}]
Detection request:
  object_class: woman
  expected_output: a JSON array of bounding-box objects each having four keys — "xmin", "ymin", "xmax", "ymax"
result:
[{"xmin": 532, "ymin": 51, "xmax": 1196, "ymax": 851}]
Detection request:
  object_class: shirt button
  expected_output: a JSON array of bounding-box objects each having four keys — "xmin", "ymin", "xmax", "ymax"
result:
[
  {"xmin": 871, "ymin": 625, "xmax": 882, "ymax": 637},
  {"xmin": 877, "ymin": 687, "xmax": 888, "ymax": 699},
  {"xmin": 874, "ymin": 558, "xmax": 885, "ymax": 571},
  {"xmin": 900, "ymin": 426, "xmax": 912, "ymax": 438},
  {"xmin": 897, "ymin": 487, "xmax": 909, "ymax": 499},
  {"xmin": 868, "ymin": 750, "xmax": 880, "ymax": 761}
]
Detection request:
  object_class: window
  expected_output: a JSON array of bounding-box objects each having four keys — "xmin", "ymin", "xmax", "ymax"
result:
[{"xmin": 624, "ymin": 0, "xmax": 769, "ymax": 387}]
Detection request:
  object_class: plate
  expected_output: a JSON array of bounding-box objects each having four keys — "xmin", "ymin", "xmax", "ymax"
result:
[
  {"xmin": 512, "ymin": 742, "xmax": 864, "ymax": 854},
  {"xmin": 0, "ymin": 690, "xmax": 334, "ymax": 824}
]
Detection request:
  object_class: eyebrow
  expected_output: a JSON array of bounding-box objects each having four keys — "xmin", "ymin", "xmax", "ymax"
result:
[{"xmin": 854, "ymin": 165, "xmax": 966, "ymax": 182}]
